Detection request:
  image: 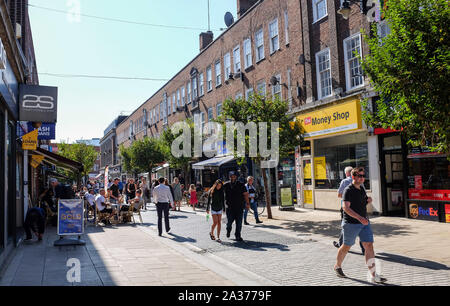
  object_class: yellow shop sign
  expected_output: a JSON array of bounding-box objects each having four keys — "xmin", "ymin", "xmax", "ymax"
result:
[{"xmin": 297, "ymin": 99, "xmax": 362, "ymax": 138}]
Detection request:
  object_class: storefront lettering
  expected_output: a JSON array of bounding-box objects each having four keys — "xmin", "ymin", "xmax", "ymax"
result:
[
  {"xmin": 419, "ymin": 207, "xmax": 438, "ymax": 217},
  {"xmin": 304, "ymin": 112, "xmax": 351, "ymax": 127}
]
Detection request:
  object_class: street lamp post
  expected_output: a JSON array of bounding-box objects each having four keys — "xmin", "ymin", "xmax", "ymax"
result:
[{"xmin": 337, "ymin": 0, "xmax": 367, "ymax": 20}]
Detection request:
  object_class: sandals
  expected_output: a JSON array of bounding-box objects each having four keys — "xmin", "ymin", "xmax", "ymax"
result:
[
  {"xmin": 209, "ymin": 233, "xmax": 216, "ymax": 240},
  {"xmin": 216, "ymin": 238, "xmax": 222, "ymax": 243}
]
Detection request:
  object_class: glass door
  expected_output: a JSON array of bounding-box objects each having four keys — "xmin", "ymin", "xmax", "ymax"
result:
[{"xmin": 381, "ymin": 135, "xmax": 406, "ymax": 216}]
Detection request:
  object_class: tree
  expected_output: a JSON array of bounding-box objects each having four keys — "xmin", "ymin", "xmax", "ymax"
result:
[
  {"xmin": 58, "ymin": 142, "xmax": 98, "ymax": 185},
  {"xmin": 120, "ymin": 137, "xmax": 165, "ymax": 178},
  {"xmin": 218, "ymin": 93, "xmax": 303, "ymax": 219},
  {"xmin": 361, "ymin": 0, "xmax": 450, "ymax": 155},
  {"xmin": 160, "ymin": 119, "xmax": 197, "ymax": 186}
]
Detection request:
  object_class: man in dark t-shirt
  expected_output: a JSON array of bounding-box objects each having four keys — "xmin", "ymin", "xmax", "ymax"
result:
[
  {"xmin": 334, "ymin": 167, "xmax": 387, "ymax": 284},
  {"xmin": 109, "ymin": 178, "xmax": 121, "ymax": 204},
  {"xmin": 223, "ymin": 171, "xmax": 250, "ymax": 242}
]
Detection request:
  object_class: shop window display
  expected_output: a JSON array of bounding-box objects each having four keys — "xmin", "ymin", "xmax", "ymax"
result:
[{"xmin": 314, "ymin": 132, "xmax": 370, "ymax": 189}]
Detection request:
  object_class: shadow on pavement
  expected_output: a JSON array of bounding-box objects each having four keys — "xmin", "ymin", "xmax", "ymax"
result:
[
  {"xmin": 168, "ymin": 215, "xmax": 188, "ymax": 219},
  {"xmin": 375, "ymin": 252, "xmax": 450, "ymax": 271},
  {"xmin": 219, "ymin": 240, "xmax": 290, "ymax": 252},
  {"xmin": 264, "ymin": 220, "xmax": 414, "ymax": 239},
  {"xmin": 167, "ymin": 233, "xmax": 197, "ymax": 243}
]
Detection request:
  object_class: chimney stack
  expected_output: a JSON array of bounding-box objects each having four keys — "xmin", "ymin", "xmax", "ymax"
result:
[
  {"xmin": 199, "ymin": 31, "xmax": 214, "ymax": 52},
  {"xmin": 237, "ymin": 0, "xmax": 259, "ymax": 18}
]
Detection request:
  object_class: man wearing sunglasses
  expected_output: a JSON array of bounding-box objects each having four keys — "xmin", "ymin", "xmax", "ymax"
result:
[{"xmin": 334, "ymin": 167, "xmax": 387, "ymax": 284}]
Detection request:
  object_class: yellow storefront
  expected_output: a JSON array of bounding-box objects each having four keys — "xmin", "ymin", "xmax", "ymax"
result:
[{"xmin": 295, "ymin": 97, "xmax": 374, "ymax": 211}]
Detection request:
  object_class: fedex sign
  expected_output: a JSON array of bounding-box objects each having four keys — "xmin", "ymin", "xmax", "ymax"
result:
[{"xmin": 418, "ymin": 207, "xmax": 438, "ymax": 217}]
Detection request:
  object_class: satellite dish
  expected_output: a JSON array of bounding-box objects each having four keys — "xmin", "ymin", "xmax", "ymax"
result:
[{"xmin": 224, "ymin": 12, "xmax": 234, "ymax": 27}]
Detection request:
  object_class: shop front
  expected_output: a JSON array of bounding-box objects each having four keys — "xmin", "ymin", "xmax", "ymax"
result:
[
  {"xmin": 406, "ymin": 147, "xmax": 450, "ymax": 223},
  {"xmin": 295, "ymin": 97, "xmax": 380, "ymax": 213}
]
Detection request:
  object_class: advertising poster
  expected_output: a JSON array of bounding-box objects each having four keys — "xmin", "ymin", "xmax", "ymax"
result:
[
  {"xmin": 446, "ymin": 204, "xmax": 450, "ymax": 223},
  {"xmin": 281, "ymin": 188, "xmax": 293, "ymax": 207},
  {"xmin": 104, "ymin": 166, "xmax": 109, "ymax": 192},
  {"xmin": 22, "ymin": 129, "xmax": 38, "ymax": 150},
  {"xmin": 304, "ymin": 190, "xmax": 313, "ymax": 205},
  {"xmin": 314, "ymin": 157, "xmax": 327, "ymax": 180},
  {"xmin": 391, "ymin": 190, "xmax": 404, "ymax": 207},
  {"xmin": 57, "ymin": 199, "xmax": 84, "ymax": 236},
  {"xmin": 414, "ymin": 175, "xmax": 423, "ymax": 190}
]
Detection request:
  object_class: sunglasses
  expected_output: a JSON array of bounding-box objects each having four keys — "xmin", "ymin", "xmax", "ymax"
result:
[{"xmin": 356, "ymin": 174, "xmax": 365, "ymax": 178}]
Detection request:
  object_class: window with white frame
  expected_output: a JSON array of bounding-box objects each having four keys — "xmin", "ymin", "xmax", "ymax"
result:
[
  {"xmin": 313, "ymin": 0, "xmax": 327, "ymax": 22},
  {"xmin": 284, "ymin": 10, "xmax": 289, "ymax": 45},
  {"xmin": 199, "ymin": 73, "xmax": 204, "ymax": 96},
  {"xmin": 257, "ymin": 80, "xmax": 266, "ymax": 97},
  {"xmin": 216, "ymin": 103, "xmax": 222, "ymax": 117},
  {"xmin": 255, "ymin": 28, "xmax": 264, "ymax": 62},
  {"xmin": 207, "ymin": 107, "xmax": 214, "ymax": 121},
  {"xmin": 181, "ymin": 86, "xmax": 185, "ymax": 105},
  {"xmin": 269, "ymin": 19, "xmax": 279, "ymax": 54},
  {"xmin": 187, "ymin": 82, "xmax": 191, "ymax": 104},
  {"xmin": 149, "ymin": 109, "xmax": 153, "ymax": 125},
  {"xmin": 224, "ymin": 53, "xmax": 231, "ymax": 80},
  {"xmin": 243, "ymin": 38, "xmax": 252, "ymax": 69},
  {"xmin": 215, "ymin": 60, "xmax": 221, "ymax": 87},
  {"xmin": 233, "ymin": 45, "xmax": 241, "ymax": 73},
  {"xmin": 344, "ymin": 34, "xmax": 363, "ymax": 90},
  {"xmin": 163, "ymin": 100, "xmax": 168, "ymax": 124},
  {"xmin": 160, "ymin": 102, "xmax": 164, "ymax": 122},
  {"xmin": 172, "ymin": 93, "xmax": 176, "ymax": 113},
  {"xmin": 167, "ymin": 96, "xmax": 171, "ymax": 115},
  {"xmin": 156, "ymin": 105, "xmax": 160, "ymax": 122},
  {"xmin": 206, "ymin": 66, "xmax": 212, "ymax": 91},
  {"xmin": 192, "ymin": 76, "xmax": 198, "ymax": 99},
  {"xmin": 316, "ymin": 48, "xmax": 332, "ymax": 99},
  {"xmin": 245, "ymin": 87, "xmax": 254, "ymax": 101},
  {"xmin": 153, "ymin": 108, "xmax": 156, "ymax": 123},
  {"xmin": 177, "ymin": 89, "xmax": 181, "ymax": 107},
  {"xmin": 271, "ymin": 74, "xmax": 281, "ymax": 100}
]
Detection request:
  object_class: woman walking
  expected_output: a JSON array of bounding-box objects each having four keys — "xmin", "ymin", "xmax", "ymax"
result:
[
  {"xmin": 140, "ymin": 177, "xmax": 149, "ymax": 210},
  {"xmin": 206, "ymin": 180, "xmax": 225, "ymax": 242},
  {"xmin": 172, "ymin": 177, "xmax": 183, "ymax": 211},
  {"xmin": 127, "ymin": 178, "xmax": 137, "ymax": 201},
  {"xmin": 189, "ymin": 184, "xmax": 198, "ymax": 211}
]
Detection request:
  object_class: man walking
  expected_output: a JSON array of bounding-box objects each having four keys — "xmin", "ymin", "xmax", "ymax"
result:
[
  {"xmin": 333, "ymin": 167, "xmax": 365, "ymax": 254},
  {"xmin": 153, "ymin": 177, "xmax": 174, "ymax": 236},
  {"xmin": 223, "ymin": 171, "xmax": 250, "ymax": 242},
  {"xmin": 334, "ymin": 167, "xmax": 387, "ymax": 284},
  {"xmin": 244, "ymin": 176, "xmax": 263, "ymax": 225}
]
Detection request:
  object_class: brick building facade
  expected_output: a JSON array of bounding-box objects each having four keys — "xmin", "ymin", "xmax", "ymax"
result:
[{"xmin": 112, "ymin": 0, "xmax": 393, "ymax": 214}]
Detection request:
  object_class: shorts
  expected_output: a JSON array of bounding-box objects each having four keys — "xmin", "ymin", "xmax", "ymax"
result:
[
  {"xmin": 211, "ymin": 210, "xmax": 223, "ymax": 215},
  {"xmin": 341, "ymin": 221, "xmax": 374, "ymax": 246}
]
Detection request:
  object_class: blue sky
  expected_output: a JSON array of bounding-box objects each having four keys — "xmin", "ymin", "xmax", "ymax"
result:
[{"xmin": 29, "ymin": 0, "xmax": 237, "ymax": 143}]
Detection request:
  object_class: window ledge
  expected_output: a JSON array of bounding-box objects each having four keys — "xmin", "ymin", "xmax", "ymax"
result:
[
  {"xmin": 256, "ymin": 57, "xmax": 265, "ymax": 64},
  {"xmin": 312, "ymin": 14, "xmax": 328, "ymax": 25},
  {"xmin": 216, "ymin": 84, "xmax": 222, "ymax": 89}
]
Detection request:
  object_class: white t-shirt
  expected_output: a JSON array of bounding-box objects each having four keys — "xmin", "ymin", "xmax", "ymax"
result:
[
  {"xmin": 85, "ymin": 193, "xmax": 95, "ymax": 206},
  {"xmin": 95, "ymin": 194, "xmax": 106, "ymax": 211}
]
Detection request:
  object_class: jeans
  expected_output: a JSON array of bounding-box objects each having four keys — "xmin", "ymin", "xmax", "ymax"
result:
[
  {"xmin": 243, "ymin": 201, "xmax": 259, "ymax": 222},
  {"xmin": 156, "ymin": 203, "xmax": 170, "ymax": 235},
  {"xmin": 226, "ymin": 209, "xmax": 243, "ymax": 239},
  {"xmin": 24, "ymin": 210, "xmax": 45, "ymax": 239}
]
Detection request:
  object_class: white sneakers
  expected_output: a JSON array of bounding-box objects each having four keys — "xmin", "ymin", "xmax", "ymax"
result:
[{"xmin": 370, "ymin": 274, "xmax": 388, "ymax": 284}]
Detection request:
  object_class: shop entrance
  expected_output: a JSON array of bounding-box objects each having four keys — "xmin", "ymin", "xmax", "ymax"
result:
[{"xmin": 380, "ymin": 134, "xmax": 406, "ymax": 216}]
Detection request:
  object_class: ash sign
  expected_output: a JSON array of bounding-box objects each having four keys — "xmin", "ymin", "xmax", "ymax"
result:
[{"xmin": 19, "ymin": 84, "xmax": 58, "ymax": 123}]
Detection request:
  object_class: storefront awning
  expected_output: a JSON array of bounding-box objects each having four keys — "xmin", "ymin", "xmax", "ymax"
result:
[
  {"xmin": 31, "ymin": 147, "xmax": 84, "ymax": 173},
  {"xmin": 192, "ymin": 156, "xmax": 235, "ymax": 170},
  {"xmin": 153, "ymin": 163, "xmax": 169, "ymax": 172}
]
